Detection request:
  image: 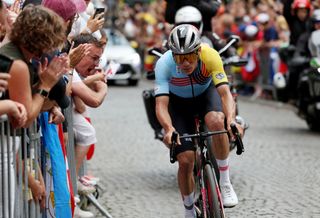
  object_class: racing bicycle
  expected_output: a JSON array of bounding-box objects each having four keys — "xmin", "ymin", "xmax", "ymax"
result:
[{"xmin": 170, "ymin": 119, "xmax": 244, "ymax": 218}]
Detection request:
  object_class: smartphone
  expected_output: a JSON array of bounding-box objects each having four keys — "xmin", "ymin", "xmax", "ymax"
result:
[
  {"xmin": 0, "ymin": 54, "xmax": 13, "ymax": 73},
  {"xmin": 93, "ymin": 8, "xmax": 105, "ymax": 19}
]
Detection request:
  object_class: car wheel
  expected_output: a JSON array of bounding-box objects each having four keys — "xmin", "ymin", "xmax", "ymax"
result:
[{"xmin": 128, "ymin": 79, "xmax": 139, "ymax": 86}]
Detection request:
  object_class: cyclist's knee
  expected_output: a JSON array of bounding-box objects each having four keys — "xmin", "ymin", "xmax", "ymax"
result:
[
  {"xmin": 205, "ymin": 111, "xmax": 225, "ymax": 130},
  {"xmin": 177, "ymin": 152, "xmax": 194, "ymax": 172}
]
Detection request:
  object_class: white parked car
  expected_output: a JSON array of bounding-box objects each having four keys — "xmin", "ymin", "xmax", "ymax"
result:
[{"xmin": 100, "ymin": 28, "xmax": 142, "ymax": 86}]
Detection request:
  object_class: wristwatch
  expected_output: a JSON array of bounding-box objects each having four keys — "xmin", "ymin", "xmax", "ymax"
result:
[{"xmin": 36, "ymin": 89, "xmax": 49, "ymax": 98}]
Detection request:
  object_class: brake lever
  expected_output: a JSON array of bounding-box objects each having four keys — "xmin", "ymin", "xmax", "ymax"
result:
[
  {"xmin": 170, "ymin": 131, "xmax": 179, "ymax": 163},
  {"xmin": 230, "ymin": 123, "xmax": 244, "ymax": 155}
]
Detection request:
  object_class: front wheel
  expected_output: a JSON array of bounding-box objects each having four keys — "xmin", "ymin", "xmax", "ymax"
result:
[{"xmin": 204, "ymin": 164, "xmax": 225, "ymax": 218}]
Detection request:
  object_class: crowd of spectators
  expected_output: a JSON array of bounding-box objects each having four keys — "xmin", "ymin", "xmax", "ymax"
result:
[
  {"xmin": 1, "ymin": 0, "xmax": 320, "ymax": 217},
  {"xmin": 115, "ymin": 0, "xmax": 319, "ymax": 100},
  {"xmin": 0, "ymin": 0, "xmax": 107, "ymax": 217}
]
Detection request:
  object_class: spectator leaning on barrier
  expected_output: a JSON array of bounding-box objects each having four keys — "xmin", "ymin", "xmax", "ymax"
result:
[
  {"xmin": 0, "ymin": 0, "xmax": 27, "ymax": 126},
  {"xmin": 41, "ymin": 0, "xmax": 91, "ymax": 137},
  {"xmin": 0, "ymin": 3, "xmax": 68, "ymax": 217},
  {"xmin": 70, "ymin": 33, "xmax": 107, "ymax": 196},
  {"xmin": 0, "ymin": 4, "xmax": 68, "ymax": 127},
  {"xmin": 0, "ymin": 3, "xmax": 26, "ymax": 213}
]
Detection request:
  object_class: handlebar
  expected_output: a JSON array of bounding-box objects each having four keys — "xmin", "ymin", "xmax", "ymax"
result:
[
  {"xmin": 170, "ymin": 123, "xmax": 244, "ymax": 163},
  {"xmin": 230, "ymin": 123, "xmax": 244, "ymax": 155},
  {"xmin": 223, "ymin": 56, "xmax": 248, "ymax": 67},
  {"xmin": 170, "ymin": 132, "xmax": 178, "ymax": 163},
  {"xmin": 147, "ymin": 48, "xmax": 163, "ymax": 58}
]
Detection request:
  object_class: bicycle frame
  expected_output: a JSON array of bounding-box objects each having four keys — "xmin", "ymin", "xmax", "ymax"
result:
[{"xmin": 191, "ymin": 117, "xmax": 226, "ymax": 218}]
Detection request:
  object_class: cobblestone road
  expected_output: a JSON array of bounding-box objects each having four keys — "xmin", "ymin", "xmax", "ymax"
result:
[{"xmin": 87, "ymin": 79, "xmax": 320, "ymax": 218}]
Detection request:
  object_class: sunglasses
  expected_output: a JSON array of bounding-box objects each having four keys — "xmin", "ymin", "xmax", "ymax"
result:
[{"xmin": 173, "ymin": 51, "xmax": 199, "ymax": 65}]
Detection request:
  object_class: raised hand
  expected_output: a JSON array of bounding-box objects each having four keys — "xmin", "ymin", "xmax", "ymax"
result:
[
  {"xmin": 69, "ymin": 43, "xmax": 91, "ymax": 69},
  {"xmin": 86, "ymin": 13, "xmax": 105, "ymax": 33},
  {"xmin": 38, "ymin": 55, "xmax": 69, "ymax": 90}
]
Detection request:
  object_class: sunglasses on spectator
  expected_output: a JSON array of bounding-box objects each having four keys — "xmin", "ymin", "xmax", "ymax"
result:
[{"xmin": 173, "ymin": 51, "xmax": 199, "ymax": 65}]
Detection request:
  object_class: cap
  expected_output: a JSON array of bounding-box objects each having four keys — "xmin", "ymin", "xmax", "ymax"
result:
[
  {"xmin": 48, "ymin": 77, "xmax": 70, "ymax": 109},
  {"xmin": 42, "ymin": 0, "xmax": 86, "ymax": 21}
]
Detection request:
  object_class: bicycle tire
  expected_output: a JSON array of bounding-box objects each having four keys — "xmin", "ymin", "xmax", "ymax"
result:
[
  {"xmin": 206, "ymin": 137, "xmax": 220, "ymax": 183},
  {"xmin": 204, "ymin": 164, "xmax": 225, "ymax": 218}
]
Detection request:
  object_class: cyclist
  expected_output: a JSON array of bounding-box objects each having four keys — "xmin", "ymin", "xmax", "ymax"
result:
[
  {"xmin": 155, "ymin": 24, "xmax": 238, "ymax": 218},
  {"xmin": 174, "ymin": 5, "xmax": 248, "ymax": 135}
]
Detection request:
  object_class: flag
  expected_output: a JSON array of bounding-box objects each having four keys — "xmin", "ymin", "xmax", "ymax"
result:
[{"xmin": 39, "ymin": 112, "xmax": 72, "ymax": 218}]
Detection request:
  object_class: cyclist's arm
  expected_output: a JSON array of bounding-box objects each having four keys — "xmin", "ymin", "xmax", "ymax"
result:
[
  {"xmin": 155, "ymin": 95, "xmax": 174, "ymax": 133},
  {"xmin": 216, "ymin": 84, "xmax": 236, "ymax": 129},
  {"xmin": 201, "ymin": 45, "xmax": 235, "ymax": 127},
  {"xmin": 155, "ymin": 95, "xmax": 177, "ymax": 146},
  {"xmin": 154, "ymin": 52, "xmax": 176, "ymax": 144}
]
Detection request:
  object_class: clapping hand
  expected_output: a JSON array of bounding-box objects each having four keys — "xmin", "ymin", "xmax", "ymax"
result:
[{"xmin": 38, "ymin": 55, "xmax": 69, "ymax": 90}]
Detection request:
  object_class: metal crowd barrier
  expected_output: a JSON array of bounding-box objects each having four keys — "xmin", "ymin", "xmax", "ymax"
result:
[
  {"xmin": 0, "ymin": 106, "xmax": 112, "ymax": 218},
  {"xmin": 0, "ymin": 115, "xmax": 41, "ymax": 218},
  {"xmin": 65, "ymin": 106, "xmax": 113, "ymax": 218}
]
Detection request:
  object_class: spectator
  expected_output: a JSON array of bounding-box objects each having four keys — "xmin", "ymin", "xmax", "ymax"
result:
[
  {"xmin": 283, "ymin": 0, "xmax": 311, "ymax": 46},
  {"xmin": 256, "ymin": 12, "xmax": 279, "ymax": 89},
  {"xmin": 0, "ymin": 4, "xmax": 68, "ymax": 127},
  {"xmin": 68, "ymin": 0, "xmax": 105, "ymax": 41},
  {"xmin": 71, "ymin": 34, "xmax": 107, "ymax": 198},
  {"xmin": 0, "ymin": 0, "xmax": 18, "ymax": 47}
]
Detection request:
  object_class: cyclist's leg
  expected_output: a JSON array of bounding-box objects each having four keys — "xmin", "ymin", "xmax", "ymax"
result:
[
  {"xmin": 169, "ymin": 94, "xmax": 197, "ymax": 217},
  {"xmin": 176, "ymin": 151, "xmax": 196, "ymax": 218},
  {"xmin": 200, "ymin": 84, "xmax": 238, "ymax": 207},
  {"xmin": 200, "ymin": 83, "xmax": 229, "ymax": 166}
]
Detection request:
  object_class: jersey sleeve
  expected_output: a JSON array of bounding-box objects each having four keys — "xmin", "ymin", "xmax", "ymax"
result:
[
  {"xmin": 200, "ymin": 45, "xmax": 228, "ymax": 87},
  {"xmin": 154, "ymin": 53, "xmax": 171, "ymax": 96}
]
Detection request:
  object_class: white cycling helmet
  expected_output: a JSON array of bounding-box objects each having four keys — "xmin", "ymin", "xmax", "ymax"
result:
[
  {"xmin": 168, "ymin": 24, "xmax": 201, "ymax": 54},
  {"xmin": 175, "ymin": 6, "xmax": 203, "ymax": 34}
]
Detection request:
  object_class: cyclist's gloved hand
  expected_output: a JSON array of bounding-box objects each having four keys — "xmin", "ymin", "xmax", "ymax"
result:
[
  {"xmin": 227, "ymin": 118, "xmax": 236, "ymax": 139},
  {"xmin": 163, "ymin": 127, "xmax": 180, "ymax": 148}
]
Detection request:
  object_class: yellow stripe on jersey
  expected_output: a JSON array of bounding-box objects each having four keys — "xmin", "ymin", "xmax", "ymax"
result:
[{"xmin": 198, "ymin": 44, "xmax": 229, "ymax": 86}]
